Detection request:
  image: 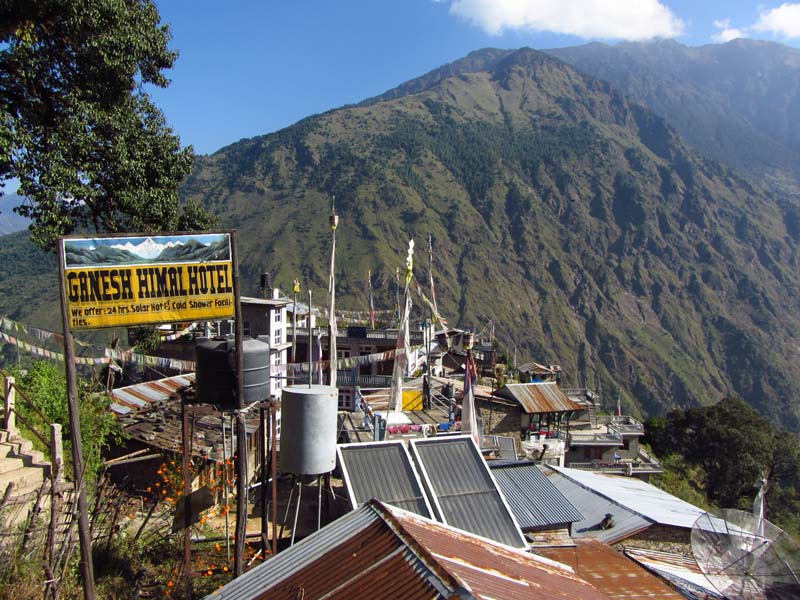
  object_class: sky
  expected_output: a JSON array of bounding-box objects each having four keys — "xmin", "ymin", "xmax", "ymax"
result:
[{"xmin": 144, "ymin": 1, "xmax": 800, "ymax": 156}]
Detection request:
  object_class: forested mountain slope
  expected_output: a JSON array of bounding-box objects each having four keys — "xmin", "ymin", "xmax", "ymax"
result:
[{"xmin": 180, "ymin": 48, "xmax": 800, "ymax": 428}]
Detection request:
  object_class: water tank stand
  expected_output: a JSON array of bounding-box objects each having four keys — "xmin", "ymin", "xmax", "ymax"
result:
[{"xmin": 279, "ymin": 474, "xmax": 333, "ymax": 547}]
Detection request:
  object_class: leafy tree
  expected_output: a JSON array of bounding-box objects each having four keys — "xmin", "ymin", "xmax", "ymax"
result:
[
  {"xmin": 0, "ymin": 0, "xmax": 216, "ymax": 250},
  {"xmin": 15, "ymin": 360, "xmax": 122, "ymax": 480},
  {"xmin": 645, "ymin": 397, "xmax": 800, "ymax": 534}
]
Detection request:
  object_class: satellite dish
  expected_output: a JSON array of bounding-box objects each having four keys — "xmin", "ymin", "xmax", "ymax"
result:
[{"xmin": 691, "ymin": 508, "xmax": 800, "ymax": 599}]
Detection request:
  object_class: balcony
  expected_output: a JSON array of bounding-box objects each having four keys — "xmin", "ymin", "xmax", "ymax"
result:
[
  {"xmin": 336, "ymin": 372, "xmax": 393, "ymax": 388},
  {"xmin": 565, "ymin": 460, "xmax": 663, "ymax": 475},
  {"xmin": 597, "ymin": 415, "xmax": 645, "ymax": 435},
  {"xmin": 288, "ymin": 327, "xmax": 423, "ymax": 345},
  {"xmin": 567, "ymin": 430, "xmax": 623, "ymax": 446}
]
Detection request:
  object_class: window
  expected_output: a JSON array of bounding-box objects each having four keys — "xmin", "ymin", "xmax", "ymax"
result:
[
  {"xmin": 274, "ymin": 311, "xmax": 282, "ymax": 323},
  {"xmin": 338, "ymin": 390, "xmax": 352, "ymax": 411},
  {"xmin": 274, "ymin": 329, "xmax": 282, "ymax": 345}
]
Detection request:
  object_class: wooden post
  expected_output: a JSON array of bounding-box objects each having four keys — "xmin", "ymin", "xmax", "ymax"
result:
[
  {"xmin": 259, "ymin": 406, "xmax": 267, "ymax": 556},
  {"xmin": 3, "ymin": 376, "xmax": 15, "ymax": 434},
  {"xmin": 48, "ymin": 423, "xmax": 63, "ymax": 579},
  {"xmin": 231, "ymin": 231, "xmax": 248, "ymax": 577},
  {"xmin": 51, "ymin": 423, "xmax": 64, "ymax": 482},
  {"xmin": 182, "ymin": 396, "xmax": 193, "ymax": 599},
  {"xmin": 57, "ymin": 240, "xmax": 96, "ymax": 600}
]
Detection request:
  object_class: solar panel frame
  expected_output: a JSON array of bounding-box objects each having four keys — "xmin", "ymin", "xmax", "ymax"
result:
[
  {"xmin": 337, "ymin": 440, "xmax": 434, "ymax": 518},
  {"xmin": 409, "ymin": 435, "xmax": 527, "ymax": 548}
]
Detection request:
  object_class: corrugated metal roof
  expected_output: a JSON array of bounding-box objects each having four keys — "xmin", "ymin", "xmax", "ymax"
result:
[
  {"xmin": 549, "ymin": 466, "xmax": 705, "ymax": 529},
  {"xmin": 536, "ymin": 539, "xmax": 685, "ymax": 599},
  {"xmin": 409, "ymin": 436, "xmax": 527, "ymax": 548},
  {"xmin": 517, "ymin": 361, "xmax": 557, "ymax": 375},
  {"xmin": 209, "ymin": 505, "xmax": 441, "ymax": 600},
  {"xmin": 624, "ymin": 547, "xmax": 724, "ymax": 599},
  {"xmin": 337, "ymin": 441, "xmax": 434, "ymax": 518},
  {"xmin": 110, "ymin": 373, "xmax": 195, "ymax": 414},
  {"xmin": 542, "ymin": 466, "xmax": 652, "ymax": 544},
  {"xmin": 110, "ymin": 373, "xmax": 261, "ymax": 462},
  {"xmin": 489, "ymin": 461, "xmax": 583, "ymax": 529},
  {"xmin": 385, "ymin": 503, "xmax": 611, "ymax": 600},
  {"xmin": 208, "ymin": 500, "xmax": 612, "ymax": 600},
  {"xmin": 495, "ymin": 382, "xmax": 583, "ymax": 414}
]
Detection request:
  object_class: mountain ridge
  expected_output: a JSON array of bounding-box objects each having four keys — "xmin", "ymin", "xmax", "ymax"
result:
[
  {"xmin": 2, "ymin": 44, "xmax": 799, "ymax": 431},
  {"xmin": 179, "ymin": 47, "xmax": 800, "ymax": 429}
]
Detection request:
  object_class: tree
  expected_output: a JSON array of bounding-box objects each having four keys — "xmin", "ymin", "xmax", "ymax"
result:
[
  {"xmin": 15, "ymin": 361, "xmax": 122, "ymax": 481},
  {"xmin": 0, "ymin": 0, "xmax": 215, "ymax": 250}
]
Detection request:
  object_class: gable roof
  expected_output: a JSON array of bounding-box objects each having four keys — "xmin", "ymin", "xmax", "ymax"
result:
[
  {"xmin": 495, "ymin": 382, "xmax": 582, "ymax": 414},
  {"xmin": 208, "ymin": 500, "xmax": 612, "ymax": 600}
]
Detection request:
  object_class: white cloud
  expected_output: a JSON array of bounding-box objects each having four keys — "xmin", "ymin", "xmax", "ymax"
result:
[
  {"xmin": 752, "ymin": 3, "xmax": 800, "ymax": 38},
  {"xmin": 711, "ymin": 19, "xmax": 748, "ymax": 43},
  {"xmin": 448, "ymin": 0, "xmax": 685, "ymax": 40}
]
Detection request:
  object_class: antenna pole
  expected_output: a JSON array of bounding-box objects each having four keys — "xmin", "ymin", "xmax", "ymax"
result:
[{"xmin": 328, "ymin": 197, "xmax": 338, "ymax": 388}]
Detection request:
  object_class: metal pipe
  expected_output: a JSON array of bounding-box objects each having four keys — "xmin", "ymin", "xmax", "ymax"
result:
[{"xmin": 291, "ymin": 480, "xmax": 302, "ymax": 546}]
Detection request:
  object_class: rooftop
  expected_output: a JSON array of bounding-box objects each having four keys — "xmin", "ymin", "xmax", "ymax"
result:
[
  {"xmin": 547, "ymin": 466, "xmax": 705, "ymax": 529},
  {"xmin": 496, "ymin": 382, "xmax": 583, "ymax": 414},
  {"xmin": 208, "ymin": 500, "xmax": 613, "ymax": 600},
  {"xmin": 489, "ymin": 460, "xmax": 584, "ymax": 531},
  {"xmin": 536, "ymin": 539, "xmax": 685, "ymax": 599}
]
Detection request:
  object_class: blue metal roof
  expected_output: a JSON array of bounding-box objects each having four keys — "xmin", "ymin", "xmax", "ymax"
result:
[
  {"xmin": 409, "ymin": 436, "xmax": 527, "ymax": 548},
  {"xmin": 489, "ymin": 461, "xmax": 583, "ymax": 529},
  {"xmin": 337, "ymin": 441, "xmax": 434, "ymax": 518}
]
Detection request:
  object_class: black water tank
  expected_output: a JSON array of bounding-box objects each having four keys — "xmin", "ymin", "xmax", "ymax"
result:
[{"xmin": 195, "ymin": 337, "xmax": 270, "ymax": 407}]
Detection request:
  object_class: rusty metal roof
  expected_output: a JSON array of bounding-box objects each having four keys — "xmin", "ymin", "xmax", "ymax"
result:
[
  {"xmin": 209, "ymin": 500, "xmax": 612, "ymax": 600},
  {"xmin": 623, "ymin": 547, "xmax": 725, "ymax": 599},
  {"xmin": 386, "ymin": 503, "xmax": 611, "ymax": 600},
  {"xmin": 110, "ymin": 374, "xmax": 260, "ymax": 463},
  {"xmin": 536, "ymin": 539, "xmax": 685, "ymax": 599},
  {"xmin": 517, "ymin": 361, "xmax": 557, "ymax": 375},
  {"xmin": 110, "ymin": 373, "xmax": 195, "ymax": 414},
  {"xmin": 496, "ymin": 382, "xmax": 583, "ymax": 414}
]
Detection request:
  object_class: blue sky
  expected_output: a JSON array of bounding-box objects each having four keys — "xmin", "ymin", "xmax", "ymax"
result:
[{"xmin": 146, "ymin": 1, "xmax": 800, "ymax": 156}]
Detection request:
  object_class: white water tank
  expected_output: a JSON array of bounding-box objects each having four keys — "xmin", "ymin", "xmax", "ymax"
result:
[{"xmin": 279, "ymin": 385, "xmax": 338, "ymax": 475}]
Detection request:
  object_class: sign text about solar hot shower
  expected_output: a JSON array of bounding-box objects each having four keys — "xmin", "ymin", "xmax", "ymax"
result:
[{"xmin": 61, "ymin": 233, "xmax": 235, "ymax": 329}]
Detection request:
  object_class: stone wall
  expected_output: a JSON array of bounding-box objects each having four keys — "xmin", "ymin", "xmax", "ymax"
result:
[{"xmin": 476, "ymin": 398, "xmax": 521, "ymax": 436}]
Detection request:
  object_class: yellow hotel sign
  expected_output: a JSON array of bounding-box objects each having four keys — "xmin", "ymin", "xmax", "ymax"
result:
[{"xmin": 60, "ymin": 233, "xmax": 235, "ymax": 330}]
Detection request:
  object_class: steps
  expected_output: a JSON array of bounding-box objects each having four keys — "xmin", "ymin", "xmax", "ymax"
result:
[{"xmin": 0, "ymin": 428, "xmax": 53, "ymax": 527}]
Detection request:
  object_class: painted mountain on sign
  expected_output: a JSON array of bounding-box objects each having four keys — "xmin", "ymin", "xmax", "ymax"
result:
[{"xmin": 110, "ymin": 237, "xmax": 185, "ymax": 259}]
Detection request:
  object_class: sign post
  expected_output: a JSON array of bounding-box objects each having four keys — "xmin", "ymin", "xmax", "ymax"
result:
[
  {"xmin": 57, "ymin": 231, "xmax": 238, "ymax": 595},
  {"xmin": 57, "ymin": 242, "xmax": 96, "ymax": 600}
]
